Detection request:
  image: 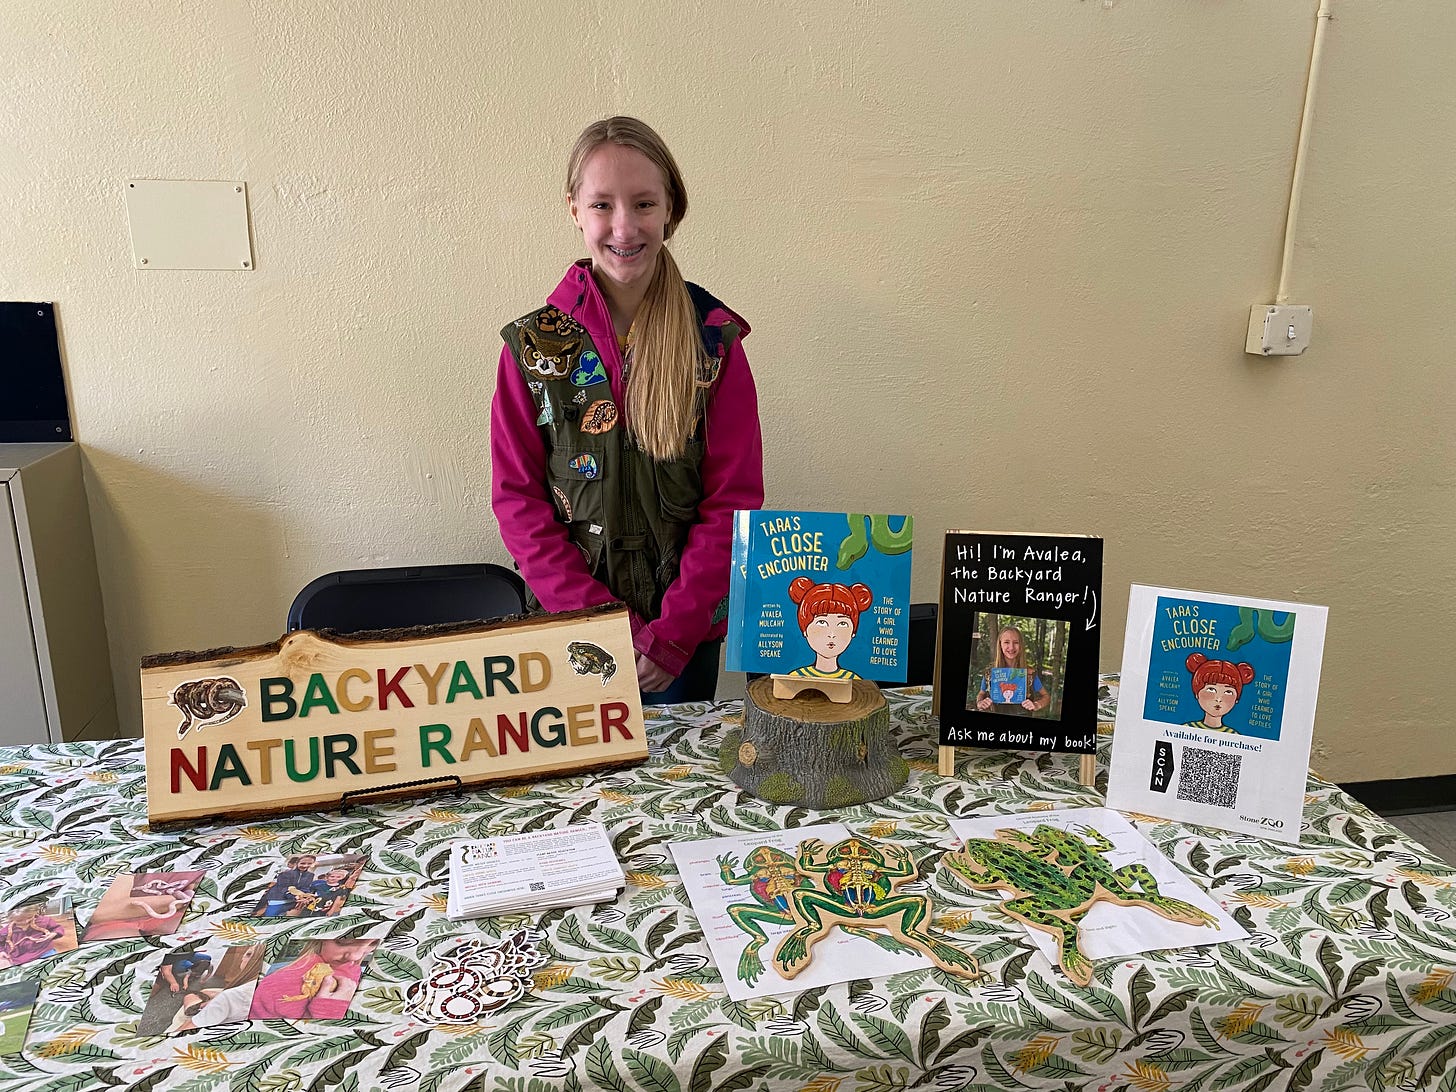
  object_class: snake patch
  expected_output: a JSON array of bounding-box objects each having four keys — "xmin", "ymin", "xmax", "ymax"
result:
[
  {"xmin": 552, "ymin": 485, "xmax": 572, "ymax": 520},
  {"xmin": 536, "ymin": 307, "xmax": 583, "ymax": 337}
]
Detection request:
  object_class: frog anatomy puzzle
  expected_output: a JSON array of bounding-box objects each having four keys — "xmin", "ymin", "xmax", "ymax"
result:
[
  {"xmin": 670, "ymin": 824, "xmax": 980, "ymax": 1000},
  {"xmin": 945, "ymin": 808, "xmax": 1243, "ymax": 986}
]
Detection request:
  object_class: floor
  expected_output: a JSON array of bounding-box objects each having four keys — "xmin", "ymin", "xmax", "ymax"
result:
[{"xmin": 1375, "ymin": 808, "xmax": 1456, "ymax": 866}]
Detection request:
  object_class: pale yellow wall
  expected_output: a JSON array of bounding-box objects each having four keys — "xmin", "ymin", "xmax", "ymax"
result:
[{"xmin": 4, "ymin": 1, "xmax": 1452, "ymax": 782}]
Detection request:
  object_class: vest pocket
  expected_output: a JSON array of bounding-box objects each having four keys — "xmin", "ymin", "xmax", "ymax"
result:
[
  {"xmin": 547, "ymin": 445, "xmax": 607, "ymax": 527},
  {"xmin": 653, "ymin": 440, "xmax": 704, "ymax": 523}
]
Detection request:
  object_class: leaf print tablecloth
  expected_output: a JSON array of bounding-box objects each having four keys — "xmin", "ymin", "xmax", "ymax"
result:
[{"xmin": 0, "ymin": 684, "xmax": 1452, "ymax": 1092}]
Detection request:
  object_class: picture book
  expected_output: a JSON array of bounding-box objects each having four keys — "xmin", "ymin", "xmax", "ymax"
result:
[
  {"xmin": 936, "ymin": 531, "xmax": 1103, "ymax": 753},
  {"xmin": 989, "ymin": 667, "xmax": 1027, "ymax": 706},
  {"xmin": 726, "ymin": 511, "xmax": 913, "ymax": 682},
  {"xmin": 944, "ymin": 808, "xmax": 1245, "ymax": 985},
  {"xmin": 1105, "ymin": 585, "xmax": 1328, "ymax": 843}
]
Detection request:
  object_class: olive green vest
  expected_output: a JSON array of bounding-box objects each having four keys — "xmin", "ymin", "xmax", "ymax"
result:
[{"xmin": 501, "ymin": 288, "xmax": 740, "ymax": 622}]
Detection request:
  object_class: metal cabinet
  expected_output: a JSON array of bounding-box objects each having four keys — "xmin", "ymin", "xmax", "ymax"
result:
[{"xmin": 0, "ymin": 444, "xmax": 117, "ymax": 745}]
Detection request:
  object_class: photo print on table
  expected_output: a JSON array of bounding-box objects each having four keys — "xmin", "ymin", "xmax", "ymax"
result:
[
  {"xmin": 0, "ymin": 896, "xmax": 79, "ymax": 968},
  {"xmin": 247, "ymin": 936, "xmax": 379, "ymax": 1022},
  {"xmin": 82, "ymin": 871, "xmax": 205, "ymax": 942},
  {"xmin": 248, "ymin": 853, "xmax": 367, "ymax": 920},
  {"xmin": 136, "ymin": 941, "xmax": 267, "ymax": 1035},
  {"xmin": 0, "ymin": 978, "xmax": 40, "ymax": 1055}
]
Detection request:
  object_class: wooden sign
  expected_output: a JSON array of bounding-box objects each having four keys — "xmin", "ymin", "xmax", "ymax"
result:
[{"xmin": 141, "ymin": 607, "xmax": 645, "ymax": 826}]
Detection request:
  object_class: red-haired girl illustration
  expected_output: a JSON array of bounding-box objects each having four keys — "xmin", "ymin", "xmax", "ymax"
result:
[
  {"xmin": 1184, "ymin": 653, "xmax": 1256, "ymax": 733},
  {"xmin": 787, "ymin": 578, "xmax": 873, "ymax": 679}
]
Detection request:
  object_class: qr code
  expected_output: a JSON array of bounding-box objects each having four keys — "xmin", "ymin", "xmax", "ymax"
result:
[
  {"xmin": 528, "ymin": 881, "xmax": 545, "ymax": 892},
  {"xmin": 1177, "ymin": 746, "xmax": 1241, "ymax": 809}
]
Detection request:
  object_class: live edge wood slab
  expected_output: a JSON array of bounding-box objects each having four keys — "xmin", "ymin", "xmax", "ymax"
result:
[{"xmin": 140, "ymin": 606, "xmax": 646, "ymax": 827}]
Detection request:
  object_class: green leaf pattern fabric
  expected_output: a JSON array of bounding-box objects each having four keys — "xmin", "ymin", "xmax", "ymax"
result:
[{"xmin": 0, "ymin": 683, "xmax": 1448, "ymax": 1089}]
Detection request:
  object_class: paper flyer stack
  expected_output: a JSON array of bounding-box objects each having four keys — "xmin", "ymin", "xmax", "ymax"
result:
[{"xmin": 447, "ymin": 823, "xmax": 625, "ymax": 921}]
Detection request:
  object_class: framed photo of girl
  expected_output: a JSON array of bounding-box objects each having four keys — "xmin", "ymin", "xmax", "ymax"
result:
[{"xmin": 936, "ymin": 531, "xmax": 1104, "ymax": 771}]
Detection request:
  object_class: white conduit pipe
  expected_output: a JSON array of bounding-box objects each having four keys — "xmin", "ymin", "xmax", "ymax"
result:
[{"xmin": 1277, "ymin": 0, "xmax": 1334, "ymax": 305}]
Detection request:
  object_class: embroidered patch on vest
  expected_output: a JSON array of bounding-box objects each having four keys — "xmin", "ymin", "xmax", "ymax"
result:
[
  {"xmin": 535, "ymin": 396, "xmax": 555, "ymax": 426},
  {"xmin": 520, "ymin": 328, "xmax": 576, "ymax": 379},
  {"xmin": 568, "ymin": 453, "xmax": 600, "ymax": 479},
  {"xmin": 552, "ymin": 485, "xmax": 572, "ymax": 520},
  {"xmin": 570, "ymin": 351, "xmax": 607, "ymax": 387},
  {"xmin": 580, "ymin": 400, "xmax": 618, "ymax": 435},
  {"xmin": 696, "ymin": 354, "xmax": 723, "ymax": 388},
  {"xmin": 572, "ymin": 389, "xmax": 588, "ymax": 405},
  {"xmin": 538, "ymin": 306, "xmax": 583, "ymax": 337}
]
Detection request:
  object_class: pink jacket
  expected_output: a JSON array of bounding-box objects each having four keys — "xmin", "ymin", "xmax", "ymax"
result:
[{"xmin": 491, "ymin": 261, "xmax": 764, "ymax": 676}]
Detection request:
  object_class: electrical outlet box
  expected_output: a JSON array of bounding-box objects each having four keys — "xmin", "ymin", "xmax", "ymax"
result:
[{"xmin": 1246, "ymin": 304, "xmax": 1313, "ymax": 356}]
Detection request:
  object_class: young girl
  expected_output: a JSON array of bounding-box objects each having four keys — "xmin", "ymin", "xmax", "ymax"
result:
[
  {"xmin": 787, "ymin": 578, "xmax": 874, "ymax": 679},
  {"xmin": 1184, "ymin": 653, "xmax": 1256, "ymax": 733},
  {"xmin": 975, "ymin": 625, "xmax": 1051, "ymax": 715},
  {"xmin": 491, "ymin": 116, "xmax": 764, "ymax": 704}
]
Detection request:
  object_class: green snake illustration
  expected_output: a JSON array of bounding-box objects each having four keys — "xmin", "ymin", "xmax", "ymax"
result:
[
  {"xmin": 837, "ymin": 514, "xmax": 914, "ymax": 570},
  {"xmin": 1226, "ymin": 607, "xmax": 1295, "ymax": 653}
]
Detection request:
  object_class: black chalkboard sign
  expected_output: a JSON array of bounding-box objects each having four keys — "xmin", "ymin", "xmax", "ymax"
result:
[
  {"xmin": 1, "ymin": 302, "xmax": 71, "ymax": 442},
  {"xmin": 936, "ymin": 531, "xmax": 1103, "ymax": 754}
]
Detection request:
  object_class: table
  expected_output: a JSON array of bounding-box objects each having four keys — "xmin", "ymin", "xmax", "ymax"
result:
[{"xmin": 0, "ymin": 685, "xmax": 1452, "ymax": 1091}]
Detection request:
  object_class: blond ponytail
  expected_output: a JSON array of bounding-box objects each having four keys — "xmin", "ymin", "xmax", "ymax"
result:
[
  {"xmin": 627, "ymin": 247, "xmax": 704, "ymax": 460},
  {"xmin": 566, "ymin": 116, "xmax": 706, "ymax": 462}
]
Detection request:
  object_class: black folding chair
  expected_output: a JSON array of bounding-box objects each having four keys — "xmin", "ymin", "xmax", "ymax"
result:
[{"xmin": 287, "ymin": 564, "xmax": 528, "ymax": 634}]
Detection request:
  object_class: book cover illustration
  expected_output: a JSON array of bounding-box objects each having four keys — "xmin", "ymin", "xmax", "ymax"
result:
[
  {"xmin": 1106, "ymin": 585, "xmax": 1328, "ymax": 843},
  {"xmin": 937, "ymin": 532, "xmax": 1103, "ymax": 753},
  {"xmin": 726, "ymin": 511, "xmax": 913, "ymax": 682},
  {"xmin": 989, "ymin": 666, "xmax": 1028, "ymax": 707},
  {"xmin": 669, "ymin": 825, "xmax": 979, "ymax": 1000},
  {"xmin": 944, "ymin": 808, "xmax": 1245, "ymax": 986}
]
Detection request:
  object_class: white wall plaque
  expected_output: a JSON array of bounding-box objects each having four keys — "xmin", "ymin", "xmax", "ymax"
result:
[{"xmin": 124, "ymin": 178, "xmax": 254, "ymax": 270}]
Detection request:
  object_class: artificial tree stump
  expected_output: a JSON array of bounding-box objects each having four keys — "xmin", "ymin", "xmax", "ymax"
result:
[{"xmin": 720, "ymin": 677, "xmax": 910, "ymax": 809}]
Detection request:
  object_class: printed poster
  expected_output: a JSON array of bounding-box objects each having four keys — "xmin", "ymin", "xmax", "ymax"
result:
[
  {"xmin": 936, "ymin": 532, "xmax": 1103, "ymax": 753},
  {"xmin": 1106, "ymin": 585, "xmax": 1328, "ymax": 843}
]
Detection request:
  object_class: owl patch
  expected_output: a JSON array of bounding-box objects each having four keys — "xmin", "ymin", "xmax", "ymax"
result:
[{"xmin": 519, "ymin": 326, "xmax": 577, "ymax": 380}]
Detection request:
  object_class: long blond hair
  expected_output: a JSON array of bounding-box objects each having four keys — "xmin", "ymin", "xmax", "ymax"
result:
[{"xmin": 566, "ymin": 117, "xmax": 705, "ymax": 461}]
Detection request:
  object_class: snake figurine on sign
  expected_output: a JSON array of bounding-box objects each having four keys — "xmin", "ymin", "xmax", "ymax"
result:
[{"xmin": 169, "ymin": 677, "xmax": 247, "ymax": 739}]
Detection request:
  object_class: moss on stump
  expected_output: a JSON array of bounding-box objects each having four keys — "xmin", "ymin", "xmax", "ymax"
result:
[{"xmin": 721, "ymin": 677, "xmax": 909, "ymax": 809}]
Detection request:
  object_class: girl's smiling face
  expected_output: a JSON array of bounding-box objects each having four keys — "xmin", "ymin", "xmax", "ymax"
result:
[
  {"xmin": 1198, "ymin": 683, "xmax": 1239, "ymax": 718},
  {"xmin": 999, "ymin": 629, "xmax": 1023, "ymax": 661},
  {"xmin": 806, "ymin": 613, "xmax": 855, "ymax": 658},
  {"xmin": 569, "ymin": 143, "xmax": 670, "ymax": 293}
]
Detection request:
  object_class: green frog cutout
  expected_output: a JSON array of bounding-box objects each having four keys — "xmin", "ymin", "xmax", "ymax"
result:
[
  {"xmin": 719, "ymin": 836, "xmax": 980, "ymax": 984},
  {"xmin": 942, "ymin": 823, "xmax": 1216, "ymax": 987}
]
